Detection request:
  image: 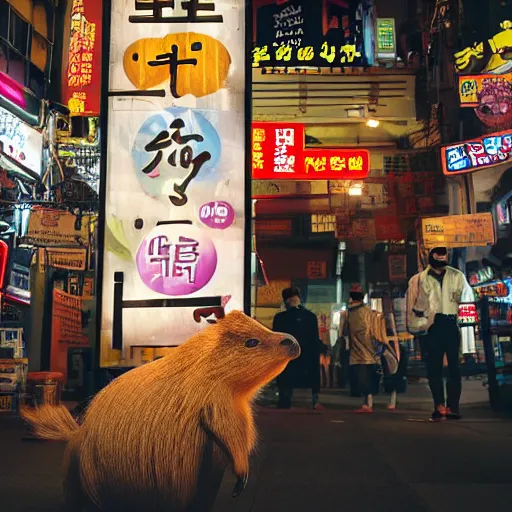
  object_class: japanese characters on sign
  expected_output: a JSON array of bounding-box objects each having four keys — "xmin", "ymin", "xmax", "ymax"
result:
[
  {"xmin": 422, "ymin": 213, "xmax": 495, "ymax": 249},
  {"xmin": 441, "ymin": 130, "xmax": 512, "ymax": 175},
  {"xmin": 252, "ymin": 122, "xmax": 370, "ymax": 180},
  {"xmin": 101, "ymin": 1, "xmax": 246, "ymax": 360},
  {"xmin": 62, "ymin": 0, "xmax": 102, "ymax": 116},
  {"xmin": 253, "ymin": 0, "xmax": 367, "ymax": 69}
]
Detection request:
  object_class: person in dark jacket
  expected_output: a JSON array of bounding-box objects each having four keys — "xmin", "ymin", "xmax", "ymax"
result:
[{"xmin": 273, "ymin": 286, "xmax": 324, "ymax": 410}]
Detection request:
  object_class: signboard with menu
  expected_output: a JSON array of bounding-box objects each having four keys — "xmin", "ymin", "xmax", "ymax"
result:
[{"xmin": 422, "ymin": 213, "xmax": 495, "ymax": 249}]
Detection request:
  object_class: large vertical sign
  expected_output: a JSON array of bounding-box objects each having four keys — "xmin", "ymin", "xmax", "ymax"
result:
[
  {"xmin": 101, "ymin": 1, "xmax": 246, "ymax": 363},
  {"xmin": 62, "ymin": 0, "xmax": 102, "ymax": 116}
]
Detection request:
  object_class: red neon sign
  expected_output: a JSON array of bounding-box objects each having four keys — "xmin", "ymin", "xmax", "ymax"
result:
[
  {"xmin": 0, "ymin": 240, "xmax": 8, "ymax": 290},
  {"xmin": 252, "ymin": 122, "xmax": 370, "ymax": 180},
  {"xmin": 61, "ymin": 0, "xmax": 102, "ymax": 116}
]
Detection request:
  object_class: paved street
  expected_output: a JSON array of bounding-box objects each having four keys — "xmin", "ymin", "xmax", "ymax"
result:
[{"xmin": 2, "ymin": 385, "xmax": 512, "ymax": 512}]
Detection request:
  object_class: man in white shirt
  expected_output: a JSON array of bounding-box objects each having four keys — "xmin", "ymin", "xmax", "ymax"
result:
[{"xmin": 408, "ymin": 247, "xmax": 474, "ymax": 421}]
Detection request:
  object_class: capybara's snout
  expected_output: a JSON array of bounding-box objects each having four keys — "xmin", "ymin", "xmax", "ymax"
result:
[{"xmin": 279, "ymin": 336, "xmax": 300, "ymax": 359}]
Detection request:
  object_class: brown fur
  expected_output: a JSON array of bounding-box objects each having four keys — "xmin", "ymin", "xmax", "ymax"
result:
[{"xmin": 21, "ymin": 311, "xmax": 299, "ymax": 512}]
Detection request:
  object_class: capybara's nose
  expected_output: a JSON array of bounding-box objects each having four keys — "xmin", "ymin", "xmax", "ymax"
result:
[{"xmin": 280, "ymin": 337, "xmax": 300, "ymax": 359}]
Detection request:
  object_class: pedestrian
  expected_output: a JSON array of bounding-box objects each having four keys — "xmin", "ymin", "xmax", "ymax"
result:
[
  {"xmin": 273, "ymin": 286, "xmax": 325, "ymax": 410},
  {"xmin": 406, "ymin": 247, "xmax": 474, "ymax": 421},
  {"xmin": 342, "ymin": 284, "xmax": 395, "ymax": 413}
]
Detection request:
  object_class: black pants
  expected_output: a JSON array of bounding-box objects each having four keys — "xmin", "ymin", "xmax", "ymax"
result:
[
  {"xmin": 352, "ymin": 364, "xmax": 376, "ymax": 397},
  {"xmin": 425, "ymin": 314, "xmax": 462, "ymax": 412},
  {"xmin": 277, "ymin": 386, "xmax": 319, "ymax": 408}
]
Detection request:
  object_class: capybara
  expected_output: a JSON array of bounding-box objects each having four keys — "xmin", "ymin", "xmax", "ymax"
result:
[{"xmin": 21, "ymin": 311, "xmax": 300, "ymax": 512}]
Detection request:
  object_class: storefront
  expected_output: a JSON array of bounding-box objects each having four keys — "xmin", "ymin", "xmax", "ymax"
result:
[{"xmin": 0, "ymin": 0, "xmax": 103, "ymax": 407}]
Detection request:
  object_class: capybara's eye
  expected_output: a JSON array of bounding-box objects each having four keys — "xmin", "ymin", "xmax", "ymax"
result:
[{"xmin": 244, "ymin": 338, "xmax": 260, "ymax": 348}]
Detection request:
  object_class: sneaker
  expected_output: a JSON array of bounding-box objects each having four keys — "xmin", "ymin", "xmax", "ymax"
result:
[
  {"xmin": 431, "ymin": 405, "xmax": 447, "ymax": 421},
  {"xmin": 355, "ymin": 405, "xmax": 373, "ymax": 414},
  {"xmin": 387, "ymin": 404, "xmax": 396, "ymax": 411},
  {"xmin": 446, "ymin": 408, "xmax": 462, "ymax": 420}
]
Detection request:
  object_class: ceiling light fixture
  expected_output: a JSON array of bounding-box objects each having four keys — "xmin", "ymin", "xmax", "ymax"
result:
[{"xmin": 366, "ymin": 118, "xmax": 380, "ymax": 128}]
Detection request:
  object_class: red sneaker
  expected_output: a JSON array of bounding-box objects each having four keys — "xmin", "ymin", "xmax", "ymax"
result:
[
  {"xmin": 387, "ymin": 404, "xmax": 396, "ymax": 411},
  {"xmin": 355, "ymin": 405, "xmax": 373, "ymax": 414}
]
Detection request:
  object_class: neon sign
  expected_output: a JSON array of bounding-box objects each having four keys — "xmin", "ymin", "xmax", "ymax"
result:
[
  {"xmin": 441, "ymin": 129, "xmax": 512, "ymax": 175},
  {"xmin": 63, "ymin": 0, "xmax": 102, "ymax": 116},
  {"xmin": 252, "ymin": 122, "xmax": 370, "ymax": 180}
]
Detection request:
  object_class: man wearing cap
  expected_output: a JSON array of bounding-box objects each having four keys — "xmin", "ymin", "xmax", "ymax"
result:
[
  {"xmin": 407, "ymin": 247, "xmax": 474, "ymax": 421},
  {"xmin": 273, "ymin": 286, "xmax": 324, "ymax": 409}
]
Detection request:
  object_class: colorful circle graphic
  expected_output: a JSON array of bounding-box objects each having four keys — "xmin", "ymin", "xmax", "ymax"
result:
[
  {"xmin": 131, "ymin": 108, "xmax": 221, "ymax": 203},
  {"xmin": 199, "ymin": 201, "xmax": 235, "ymax": 230},
  {"xmin": 136, "ymin": 223, "xmax": 217, "ymax": 296}
]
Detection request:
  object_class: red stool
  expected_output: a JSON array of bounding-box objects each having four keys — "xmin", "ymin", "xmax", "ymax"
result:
[{"xmin": 26, "ymin": 372, "xmax": 65, "ymax": 407}]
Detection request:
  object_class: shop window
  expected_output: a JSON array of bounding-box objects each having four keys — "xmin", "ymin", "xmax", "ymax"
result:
[
  {"xmin": 9, "ymin": 11, "xmax": 30, "ymax": 56},
  {"xmin": 0, "ymin": 43, "xmax": 7, "ymax": 73},
  {"xmin": 0, "ymin": 2, "xmax": 8, "ymax": 40},
  {"xmin": 311, "ymin": 214, "xmax": 336, "ymax": 233},
  {"xmin": 6, "ymin": 47, "xmax": 26, "ymax": 85},
  {"xmin": 27, "ymin": 61, "xmax": 44, "ymax": 97},
  {"xmin": 30, "ymin": 32, "xmax": 47, "ymax": 71},
  {"xmin": 0, "ymin": 0, "xmax": 54, "ymax": 98}
]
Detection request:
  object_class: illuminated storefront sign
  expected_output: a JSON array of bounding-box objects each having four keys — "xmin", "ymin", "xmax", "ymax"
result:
[
  {"xmin": 252, "ymin": 0, "xmax": 371, "ymax": 68},
  {"xmin": 62, "ymin": 0, "xmax": 102, "ymax": 116},
  {"xmin": 0, "ymin": 106, "xmax": 43, "ymax": 178},
  {"xmin": 454, "ymin": 21, "xmax": 512, "ymax": 75},
  {"xmin": 454, "ymin": 21, "xmax": 512, "ymax": 127},
  {"xmin": 376, "ymin": 18, "xmax": 396, "ymax": 59},
  {"xmin": 458, "ymin": 303, "xmax": 478, "ymax": 326},
  {"xmin": 252, "ymin": 122, "xmax": 370, "ymax": 180},
  {"xmin": 101, "ymin": 1, "xmax": 246, "ymax": 361},
  {"xmin": 441, "ymin": 130, "xmax": 512, "ymax": 175},
  {"xmin": 422, "ymin": 213, "xmax": 495, "ymax": 249}
]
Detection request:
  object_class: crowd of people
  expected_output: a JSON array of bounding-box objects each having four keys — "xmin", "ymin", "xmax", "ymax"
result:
[{"xmin": 272, "ymin": 246, "xmax": 473, "ymax": 421}]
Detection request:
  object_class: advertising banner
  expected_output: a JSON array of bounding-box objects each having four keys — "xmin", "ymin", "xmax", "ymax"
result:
[
  {"xmin": 101, "ymin": 1, "xmax": 247, "ymax": 361},
  {"xmin": 422, "ymin": 213, "xmax": 495, "ymax": 249},
  {"xmin": 61, "ymin": 0, "xmax": 103, "ymax": 116}
]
